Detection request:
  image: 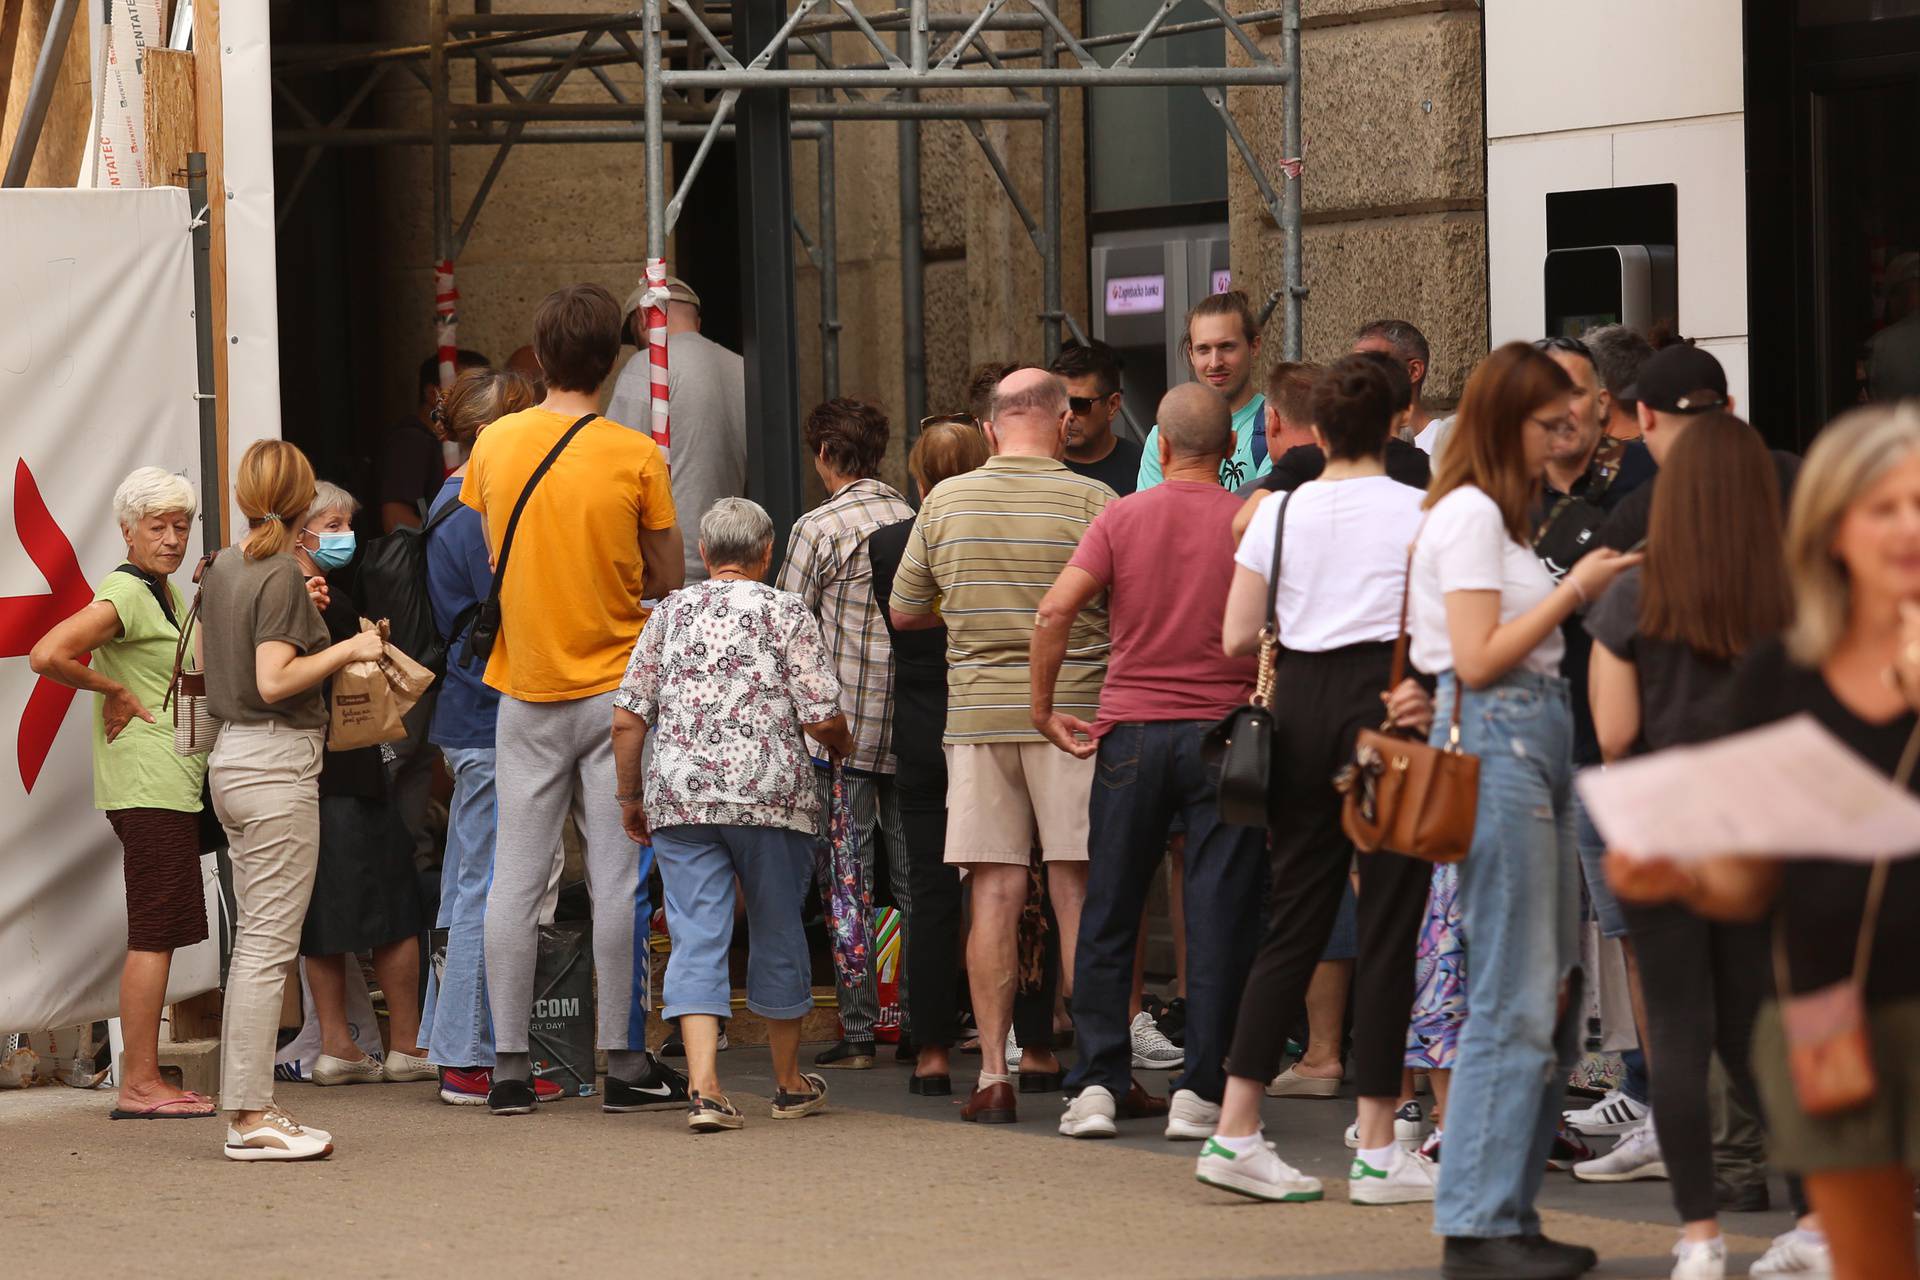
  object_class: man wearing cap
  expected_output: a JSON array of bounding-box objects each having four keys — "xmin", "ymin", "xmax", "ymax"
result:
[
  {"xmin": 606, "ymin": 273, "xmax": 747, "ymax": 585},
  {"xmin": 1597, "ymin": 342, "xmax": 1799, "ymax": 552}
]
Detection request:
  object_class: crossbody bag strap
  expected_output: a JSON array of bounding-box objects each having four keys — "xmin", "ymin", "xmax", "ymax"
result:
[
  {"xmin": 162, "ymin": 552, "xmax": 215, "ymax": 713},
  {"xmin": 484, "ymin": 412, "xmax": 597, "ymax": 607},
  {"xmin": 1773, "ymin": 716, "xmax": 1920, "ymax": 996},
  {"xmin": 1381, "ymin": 516, "xmax": 1460, "ymax": 743},
  {"xmin": 1249, "ymin": 493, "xmax": 1290, "ymax": 709}
]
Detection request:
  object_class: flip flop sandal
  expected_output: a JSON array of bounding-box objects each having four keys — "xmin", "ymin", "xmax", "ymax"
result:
[{"xmin": 110, "ymin": 1095, "xmax": 219, "ymax": 1120}]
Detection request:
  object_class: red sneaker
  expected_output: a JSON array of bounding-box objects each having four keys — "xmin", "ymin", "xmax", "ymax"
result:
[{"xmin": 440, "ymin": 1067, "xmax": 566, "ymax": 1105}]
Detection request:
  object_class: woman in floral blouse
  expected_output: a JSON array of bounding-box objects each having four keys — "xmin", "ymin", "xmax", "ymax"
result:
[{"xmin": 612, "ymin": 497, "xmax": 855, "ymax": 1133}]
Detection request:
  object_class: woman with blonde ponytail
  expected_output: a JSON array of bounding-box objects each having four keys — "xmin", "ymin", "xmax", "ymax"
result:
[{"xmin": 199, "ymin": 439, "xmax": 385, "ymax": 1161}]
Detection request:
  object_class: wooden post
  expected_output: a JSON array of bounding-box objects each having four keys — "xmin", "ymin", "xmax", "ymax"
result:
[
  {"xmin": 192, "ymin": 0, "xmax": 228, "ymax": 530},
  {"xmin": 142, "ymin": 47, "xmax": 195, "ymax": 188}
]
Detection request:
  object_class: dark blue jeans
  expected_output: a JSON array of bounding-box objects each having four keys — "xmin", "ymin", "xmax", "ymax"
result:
[{"xmin": 1065, "ymin": 720, "xmax": 1268, "ymax": 1103}]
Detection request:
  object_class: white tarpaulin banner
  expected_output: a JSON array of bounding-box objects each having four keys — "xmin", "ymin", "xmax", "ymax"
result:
[
  {"xmin": 219, "ymin": 3, "xmax": 283, "ymax": 466},
  {"xmin": 0, "ymin": 187, "xmax": 215, "ymax": 1032}
]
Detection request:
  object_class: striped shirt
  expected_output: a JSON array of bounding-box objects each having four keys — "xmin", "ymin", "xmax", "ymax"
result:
[
  {"xmin": 776, "ymin": 477, "xmax": 917, "ymax": 773},
  {"xmin": 889, "ymin": 455, "xmax": 1112, "ymax": 744}
]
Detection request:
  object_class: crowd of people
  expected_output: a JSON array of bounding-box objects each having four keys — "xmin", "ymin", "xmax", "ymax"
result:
[{"xmin": 34, "ymin": 274, "xmax": 1920, "ymax": 1280}]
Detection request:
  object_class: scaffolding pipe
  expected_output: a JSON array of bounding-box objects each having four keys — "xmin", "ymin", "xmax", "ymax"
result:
[
  {"xmin": 3, "ymin": 0, "xmax": 83, "ymax": 187},
  {"xmin": 450, "ymin": 98, "xmax": 1052, "ymax": 121},
  {"xmin": 898, "ymin": 27, "xmax": 925, "ymax": 440},
  {"xmin": 430, "ymin": 0, "xmax": 453, "ymax": 266},
  {"xmin": 1042, "ymin": 24, "xmax": 1061, "ymax": 362},
  {"xmin": 818, "ymin": 103, "xmax": 841, "ymax": 398},
  {"xmin": 662, "ymin": 64, "xmax": 1288, "ymax": 88},
  {"xmin": 272, "ymin": 123, "xmax": 826, "ymax": 147},
  {"xmin": 643, "ymin": 0, "xmax": 665, "ymax": 264},
  {"xmin": 1281, "ymin": 0, "xmax": 1303, "ymax": 360}
]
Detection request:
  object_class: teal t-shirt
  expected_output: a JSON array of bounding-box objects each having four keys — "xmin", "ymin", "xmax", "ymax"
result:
[
  {"xmin": 1135, "ymin": 393, "xmax": 1269, "ymax": 492},
  {"xmin": 90, "ymin": 571, "xmax": 207, "ymax": 813}
]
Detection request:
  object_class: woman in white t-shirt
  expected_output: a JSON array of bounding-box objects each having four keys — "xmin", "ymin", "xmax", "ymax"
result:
[
  {"xmin": 1194, "ymin": 355, "xmax": 1437, "ymax": 1206},
  {"xmin": 1411, "ymin": 343, "xmax": 1639, "ymax": 1275}
]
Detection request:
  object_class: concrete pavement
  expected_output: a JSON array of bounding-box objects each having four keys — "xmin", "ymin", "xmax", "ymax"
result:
[{"xmin": 1, "ymin": 1047, "xmax": 1790, "ymax": 1278}]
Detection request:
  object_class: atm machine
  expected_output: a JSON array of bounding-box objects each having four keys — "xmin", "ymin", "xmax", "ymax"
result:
[{"xmin": 1090, "ymin": 226, "xmax": 1234, "ymax": 441}]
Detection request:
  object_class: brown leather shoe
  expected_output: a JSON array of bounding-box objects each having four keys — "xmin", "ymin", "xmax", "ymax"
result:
[
  {"xmin": 960, "ymin": 1080, "xmax": 1017, "ymax": 1124},
  {"xmin": 1118, "ymin": 1078, "xmax": 1169, "ymax": 1119}
]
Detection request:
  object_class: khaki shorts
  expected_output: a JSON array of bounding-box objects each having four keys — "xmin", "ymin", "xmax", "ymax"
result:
[
  {"xmin": 943, "ymin": 741, "xmax": 1093, "ymax": 866},
  {"xmin": 1753, "ymin": 994, "xmax": 1920, "ymax": 1176}
]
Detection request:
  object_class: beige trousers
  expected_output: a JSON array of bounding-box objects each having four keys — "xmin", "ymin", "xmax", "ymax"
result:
[{"xmin": 209, "ymin": 721, "xmax": 324, "ymax": 1113}]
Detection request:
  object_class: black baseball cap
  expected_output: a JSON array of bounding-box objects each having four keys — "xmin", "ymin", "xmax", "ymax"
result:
[{"xmin": 1622, "ymin": 343, "xmax": 1729, "ymax": 415}]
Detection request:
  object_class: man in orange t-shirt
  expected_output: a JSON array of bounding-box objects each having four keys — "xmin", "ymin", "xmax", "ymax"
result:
[{"xmin": 460, "ymin": 282, "xmax": 685, "ymax": 1115}]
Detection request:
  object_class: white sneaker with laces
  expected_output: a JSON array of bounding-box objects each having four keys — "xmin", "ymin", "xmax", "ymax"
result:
[
  {"xmin": 1194, "ymin": 1135, "xmax": 1323, "ymax": 1202},
  {"xmin": 1748, "ymin": 1229, "xmax": 1833, "ymax": 1278},
  {"xmin": 1348, "ymin": 1146, "xmax": 1439, "ymax": 1205},
  {"xmin": 1165, "ymin": 1088, "xmax": 1219, "ymax": 1140},
  {"xmin": 1343, "ymin": 1101, "xmax": 1431, "ymax": 1151},
  {"xmin": 225, "ymin": 1109, "xmax": 333, "ymax": 1162},
  {"xmin": 311, "ymin": 1052, "xmax": 383, "ymax": 1087},
  {"xmin": 1671, "ymin": 1235, "xmax": 1727, "ymax": 1280},
  {"xmin": 1572, "ymin": 1120, "xmax": 1667, "ymax": 1182},
  {"xmin": 267, "ymin": 1105, "xmax": 330, "ymax": 1145},
  {"xmin": 1058, "ymin": 1085, "xmax": 1118, "ymax": 1138},
  {"xmin": 1563, "ymin": 1086, "xmax": 1649, "ymax": 1136},
  {"xmin": 1130, "ymin": 1011, "xmax": 1184, "ymax": 1070}
]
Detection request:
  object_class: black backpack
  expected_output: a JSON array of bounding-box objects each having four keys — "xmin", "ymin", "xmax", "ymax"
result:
[{"xmin": 355, "ymin": 497, "xmax": 473, "ymax": 678}]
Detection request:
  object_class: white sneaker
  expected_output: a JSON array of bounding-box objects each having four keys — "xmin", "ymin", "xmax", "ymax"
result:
[
  {"xmin": 1573, "ymin": 1120, "xmax": 1668, "ymax": 1182},
  {"xmin": 381, "ymin": 1049, "xmax": 436, "ymax": 1083},
  {"xmin": 265, "ymin": 1105, "xmax": 331, "ymax": 1145},
  {"xmin": 1195, "ymin": 1135, "xmax": 1324, "ymax": 1202},
  {"xmin": 1342, "ymin": 1100, "xmax": 1430, "ymax": 1151},
  {"xmin": 1748, "ymin": 1229, "xmax": 1833, "ymax": 1278},
  {"xmin": 1671, "ymin": 1235, "xmax": 1727, "ymax": 1280},
  {"xmin": 1349, "ymin": 1145, "xmax": 1439, "ymax": 1205},
  {"xmin": 1058, "ymin": 1085, "xmax": 1118, "ymax": 1138},
  {"xmin": 1005, "ymin": 1028, "xmax": 1020, "ymax": 1071},
  {"xmin": 1165, "ymin": 1088, "xmax": 1219, "ymax": 1141},
  {"xmin": 311, "ymin": 1052, "xmax": 383, "ymax": 1087},
  {"xmin": 1563, "ymin": 1087, "xmax": 1649, "ymax": 1136},
  {"xmin": 224, "ymin": 1109, "xmax": 333, "ymax": 1161},
  {"xmin": 1129, "ymin": 1011, "xmax": 1184, "ymax": 1070}
]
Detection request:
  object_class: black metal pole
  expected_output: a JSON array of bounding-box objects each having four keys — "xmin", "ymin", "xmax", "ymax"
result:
[
  {"xmin": 187, "ymin": 153, "xmax": 223, "ymax": 548},
  {"xmin": 733, "ymin": 0, "xmax": 803, "ymax": 560}
]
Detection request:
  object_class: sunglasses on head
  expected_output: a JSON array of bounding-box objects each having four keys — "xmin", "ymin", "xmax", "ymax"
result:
[
  {"xmin": 1534, "ymin": 335, "xmax": 1594, "ymax": 361},
  {"xmin": 918, "ymin": 413, "xmax": 978, "ymax": 431}
]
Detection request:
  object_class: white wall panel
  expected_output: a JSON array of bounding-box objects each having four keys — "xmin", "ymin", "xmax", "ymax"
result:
[
  {"xmin": 1487, "ymin": 133, "xmax": 1613, "ymax": 345},
  {"xmin": 1610, "ymin": 119, "xmax": 1749, "ymax": 342}
]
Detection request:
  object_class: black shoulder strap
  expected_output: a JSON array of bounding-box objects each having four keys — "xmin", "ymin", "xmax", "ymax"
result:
[
  {"xmin": 420, "ymin": 490, "xmax": 468, "ymax": 540},
  {"xmin": 1264, "ymin": 491, "xmax": 1290, "ymax": 635},
  {"xmin": 487, "ymin": 413, "xmax": 596, "ymax": 597},
  {"xmin": 113, "ymin": 562, "xmax": 179, "ymax": 629}
]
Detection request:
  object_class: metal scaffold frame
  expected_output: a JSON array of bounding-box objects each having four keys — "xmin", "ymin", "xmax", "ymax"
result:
[{"xmin": 270, "ymin": 0, "xmax": 1304, "ymax": 498}]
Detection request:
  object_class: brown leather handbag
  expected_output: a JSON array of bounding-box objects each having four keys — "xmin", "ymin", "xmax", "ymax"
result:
[{"xmin": 1334, "ymin": 536, "xmax": 1480, "ymax": 863}]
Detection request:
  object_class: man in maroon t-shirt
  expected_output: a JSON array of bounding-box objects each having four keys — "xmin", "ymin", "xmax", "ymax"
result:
[{"xmin": 1030, "ymin": 382, "xmax": 1270, "ymax": 1140}]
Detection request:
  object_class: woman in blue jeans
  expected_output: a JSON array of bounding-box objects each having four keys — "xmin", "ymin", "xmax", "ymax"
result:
[
  {"xmin": 1405, "ymin": 343, "xmax": 1639, "ymax": 1280},
  {"xmin": 612, "ymin": 498, "xmax": 855, "ymax": 1133}
]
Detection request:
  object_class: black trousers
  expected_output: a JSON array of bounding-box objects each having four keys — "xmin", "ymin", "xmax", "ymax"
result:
[
  {"xmin": 1225, "ymin": 642, "xmax": 1431, "ymax": 1098},
  {"xmin": 1622, "ymin": 900, "xmax": 1769, "ymax": 1223},
  {"xmin": 898, "ymin": 748, "xmax": 1055, "ymax": 1051}
]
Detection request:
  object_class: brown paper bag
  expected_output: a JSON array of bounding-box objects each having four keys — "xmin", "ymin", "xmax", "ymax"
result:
[{"xmin": 327, "ymin": 619, "xmax": 435, "ymax": 750}]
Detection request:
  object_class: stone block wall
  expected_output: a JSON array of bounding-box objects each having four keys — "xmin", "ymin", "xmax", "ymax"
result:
[{"xmin": 1228, "ymin": 0, "xmax": 1488, "ymax": 405}]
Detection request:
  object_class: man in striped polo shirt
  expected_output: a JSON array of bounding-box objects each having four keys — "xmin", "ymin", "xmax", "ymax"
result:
[{"xmin": 889, "ymin": 367, "xmax": 1113, "ymax": 1125}]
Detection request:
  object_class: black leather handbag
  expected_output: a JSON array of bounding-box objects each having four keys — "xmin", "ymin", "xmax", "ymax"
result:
[{"xmin": 1204, "ymin": 492, "xmax": 1288, "ymax": 828}]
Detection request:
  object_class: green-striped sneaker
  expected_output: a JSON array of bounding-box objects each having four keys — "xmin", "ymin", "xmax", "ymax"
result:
[
  {"xmin": 1348, "ymin": 1147, "xmax": 1438, "ymax": 1205},
  {"xmin": 1194, "ymin": 1135, "xmax": 1323, "ymax": 1202}
]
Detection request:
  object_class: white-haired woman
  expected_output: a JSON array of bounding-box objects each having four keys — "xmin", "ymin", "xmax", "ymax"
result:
[
  {"xmin": 612, "ymin": 497, "xmax": 855, "ymax": 1132},
  {"xmin": 291, "ymin": 481, "xmax": 433, "ymax": 1088},
  {"xmin": 31, "ymin": 467, "xmax": 215, "ymax": 1120},
  {"xmin": 1613, "ymin": 403, "xmax": 1920, "ymax": 1280}
]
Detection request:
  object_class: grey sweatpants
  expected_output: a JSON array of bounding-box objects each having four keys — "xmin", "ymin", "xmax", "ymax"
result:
[{"xmin": 484, "ymin": 691, "xmax": 644, "ymax": 1053}]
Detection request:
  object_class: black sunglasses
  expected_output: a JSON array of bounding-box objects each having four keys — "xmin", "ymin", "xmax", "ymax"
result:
[
  {"xmin": 1535, "ymin": 335, "xmax": 1595, "ymax": 361},
  {"xmin": 1068, "ymin": 394, "xmax": 1112, "ymax": 414}
]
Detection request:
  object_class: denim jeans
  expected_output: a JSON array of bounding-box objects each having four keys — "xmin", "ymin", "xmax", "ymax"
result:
[
  {"xmin": 1065, "ymin": 721, "xmax": 1268, "ymax": 1104},
  {"xmin": 652, "ymin": 823, "xmax": 816, "ymax": 1021},
  {"xmin": 813, "ymin": 765, "xmax": 911, "ymax": 1042},
  {"xmin": 423, "ymin": 745, "xmax": 498, "ymax": 1068},
  {"xmin": 1430, "ymin": 670, "xmax": 1583, "ymax": 1240}
]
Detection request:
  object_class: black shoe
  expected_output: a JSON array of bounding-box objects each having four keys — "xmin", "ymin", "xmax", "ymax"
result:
[
  {"xmin": 814, "ymin": 1039, "xmax": 875, "ymax": 1069},
  {"xmin": 907, "ymin": 1073, "xmax": 952, "ymax": 1096},
  {"xmin": 893, "ymin": 1039, "xmax": 917, "ymax": 1064},
  {"xmin": 602, "ymin": 1053, "xmax": 691, "ymax": 1112},
  {"xmin": 1156, "ymin": 996, "xmax": 1187, "ymax": 1048},
  {"xmin": 486, "ymin": 1076, "xmax": 538, "ymax": 1116},
  {"xmin": 1017, "ymin": 1069, "xmax": 1065, "ymax": 1094},
  {"xmin": 1715, "ymin": 1179, "xmax": 1771, "ymax": 1212},
  {"xmin": 1441, "ymin": 1235, "xmax": 1593, "ymax": 1280}
]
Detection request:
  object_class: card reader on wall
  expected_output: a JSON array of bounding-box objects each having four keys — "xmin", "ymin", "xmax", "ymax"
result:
[{"xmin": 1544, "ymin": 244, "xmax": 1677, "ymax": 339}]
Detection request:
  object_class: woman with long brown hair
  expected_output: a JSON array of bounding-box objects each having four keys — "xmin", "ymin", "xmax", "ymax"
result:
[
  {"xmin": 200, "ymin": 440, "xmax": 385, "ymax": 1160},
  {"xmin": 1587, "ymin": 413, "xmax": 1790, "ymax": 1280},
  {"xmin": 1611, "ymin": 403, "xmax": 1920, "ymax": 1280},
  {"xmin": 1406, "ymin": 343, "xmax": 1639, "ymax": 1279}
]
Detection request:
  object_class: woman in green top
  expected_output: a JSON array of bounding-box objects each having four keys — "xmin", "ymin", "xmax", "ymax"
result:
[{"xmin": 30, "ymin": 467, "xmax": 215, "ymax": 1120}]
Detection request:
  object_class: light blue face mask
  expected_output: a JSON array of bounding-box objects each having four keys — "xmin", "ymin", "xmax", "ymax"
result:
[{"xmin": 305, "ymin": 529, "xmax": 356, "ymax": 571}]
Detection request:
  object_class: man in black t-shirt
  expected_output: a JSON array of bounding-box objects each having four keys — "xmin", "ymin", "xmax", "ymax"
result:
[
  {"xmin": 378, "ymin": 349, "xmax": 491, "ymax": 532},
  {"xmin": 1245, "ymin": 351, "xmax": 1431, "ymax": 496},
  {"xmin": 1052, "ymin": 341, "xmax": 1143, "ymax": 495}
]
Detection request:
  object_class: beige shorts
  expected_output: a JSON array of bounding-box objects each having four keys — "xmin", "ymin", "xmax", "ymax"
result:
[{"xmin": 943, "ymin": 741, "xmax": 1093, "ymax": 866}]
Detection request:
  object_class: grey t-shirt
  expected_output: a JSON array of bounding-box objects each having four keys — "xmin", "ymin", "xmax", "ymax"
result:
[
  {"xmin": 1583, "ymin": 564, "xmax": 1742, "ymax": 755},
  {"xmin": 606, "ymin": 328, "xmax": 747, "ymax": 583},
  {"xmin": 199, "ymin": 547, "xmax": 331, "ymax": 729}
]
